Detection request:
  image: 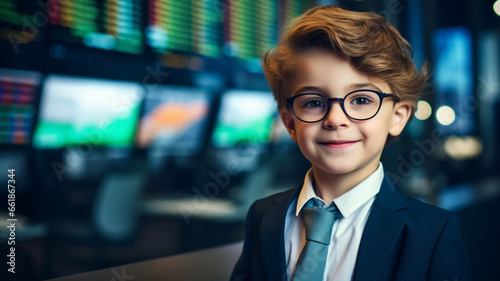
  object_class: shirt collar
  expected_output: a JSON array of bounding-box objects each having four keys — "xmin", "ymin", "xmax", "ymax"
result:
[{"xmin": 296, "ymin": 162, "xmax": 384, "ymax": 218}]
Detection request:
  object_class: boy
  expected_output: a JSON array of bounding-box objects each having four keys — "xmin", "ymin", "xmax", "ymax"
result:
[{"xmin": 230, "ymin": 5, "xmax": 470, "ymax": 281}]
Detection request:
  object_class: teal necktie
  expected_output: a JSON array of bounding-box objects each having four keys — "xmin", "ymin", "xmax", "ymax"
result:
[{"xmin": 292, "ymin": 198, "xmax": 343, "ymax": 281}]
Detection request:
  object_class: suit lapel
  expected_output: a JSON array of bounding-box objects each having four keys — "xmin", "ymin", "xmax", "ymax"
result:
[
  {"xmin": 260, "ymin": 183, "xmax": 302, "ymax": 281},
  {"xmin": 352, "ymin": 174, "xmax": 408, "ymax": 281}
]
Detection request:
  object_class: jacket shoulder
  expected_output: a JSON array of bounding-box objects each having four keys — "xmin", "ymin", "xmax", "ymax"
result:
[
  {"xmin": 405, "ymin": 197, "xmax": 452, "ymax": 220},
  {"xmin": 383, "ymin": 174, "xmax": 453, "ymax": 228},
  {"xmin": 400, "ymin": 196, "xmax": 457, "ymax": 237}
]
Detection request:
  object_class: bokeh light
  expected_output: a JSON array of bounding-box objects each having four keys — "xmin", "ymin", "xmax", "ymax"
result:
[
  {"xmin": 436, "ymin": 105, "xmax": 456, "ymax": 126},
  {"xmin": 494, "ymin": 0, "xmax": 500, "ymax": 16},
  {"xmin": 415, "ymin": 100, "xmax": 432, "ymax": 120},
  {"xmin": 444, "ymin": 136, "xmax": 483, "ymax": 160}
]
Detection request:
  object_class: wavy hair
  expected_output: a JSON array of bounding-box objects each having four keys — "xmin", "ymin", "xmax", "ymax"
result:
[{"xmin": 262, "ymin": 5, "xmax": 429, "ymax": 118}]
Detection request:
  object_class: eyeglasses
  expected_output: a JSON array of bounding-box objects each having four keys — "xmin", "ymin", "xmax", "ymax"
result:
[{"xmin": 286, "ymin": 89, "xmax": 399, "ymax": 123}]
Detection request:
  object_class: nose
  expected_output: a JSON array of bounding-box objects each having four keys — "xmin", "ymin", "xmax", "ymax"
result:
[{"xmin": 322, "ymin": 102, "xmax": 350, "ymax": 129}]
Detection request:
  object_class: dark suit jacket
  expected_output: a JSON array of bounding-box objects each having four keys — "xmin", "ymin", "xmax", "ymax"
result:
[{"xmin": 230, "ymin": 173, "xmax": 471, "ymax": 281}]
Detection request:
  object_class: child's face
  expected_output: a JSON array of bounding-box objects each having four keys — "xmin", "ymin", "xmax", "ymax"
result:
[{"xmin": 280, "ymin": 50, "xmax": 411, "ymax": 179}]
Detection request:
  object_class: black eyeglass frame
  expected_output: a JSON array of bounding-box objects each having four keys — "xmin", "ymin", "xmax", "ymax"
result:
[{"xmin": 286, "ymin": 89, "xmax": 400, "ymax": 123}]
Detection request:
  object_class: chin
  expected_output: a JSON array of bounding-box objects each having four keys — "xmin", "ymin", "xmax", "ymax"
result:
[
  {"xmin": 314, "ymin": 158, "xmax": 378, "ymax": 177},
  {"xmin": 316, "ymin": 163, "xmax": 360, "ymax": 175}
]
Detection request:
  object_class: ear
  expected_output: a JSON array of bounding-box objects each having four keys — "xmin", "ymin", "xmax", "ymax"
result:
[
  {"xmin": 280, "ymin": 108, "xmax": 298, "ymax": 142},
  {"xmin": 389, "ymin": 101, "xmax": 412, "ymax": 137}
]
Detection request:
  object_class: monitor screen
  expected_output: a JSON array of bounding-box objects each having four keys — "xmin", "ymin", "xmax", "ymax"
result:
[
  {"xmin": 46, "ymin": 0, "xmax": 144, "ymax": 54},
  {"xmin": 33, "ymin": 75, "xmax": 144, "ymax": 149},
  {"xmin": 211, "ymin": 89, "xmax": 276, "ymax": 148},
  {"xmin": 138, "ymin": 86, "xmax": 211, "ymax": 156},
  {"xmin": 0, "ymin": 68, "xmax": 41, "ymax": 145}
]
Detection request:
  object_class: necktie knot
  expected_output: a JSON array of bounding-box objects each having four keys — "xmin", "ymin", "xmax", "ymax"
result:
[{"xmin": 301, "ymin": 198, "xmax": 342, "ymax": 245}]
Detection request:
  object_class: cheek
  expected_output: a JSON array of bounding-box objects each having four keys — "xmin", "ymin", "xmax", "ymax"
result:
[
  {"xmin": 359, "ymin": 120, "xmax": 391, "ymax": 146},
  {"xmin": 295, "ymin": 124, "xmax": 316, "ymax": 145}
]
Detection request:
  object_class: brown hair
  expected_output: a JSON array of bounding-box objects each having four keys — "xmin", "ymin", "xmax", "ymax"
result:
[{"xmin": 262, "ymin": 5, "xmax": 429, "ymax": 117}]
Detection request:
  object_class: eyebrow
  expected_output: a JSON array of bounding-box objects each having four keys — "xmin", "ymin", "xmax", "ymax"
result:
[
  {"xmin": 349, "ymin": 83, "xmax": 383, "ymax": 92},
  {"xmin": 293, "ymin": 86, "xmax": 329, "ymax": 96},
  {"xmin": 293, "ymin": 83, "xmax": 384, "ymax": 97}
]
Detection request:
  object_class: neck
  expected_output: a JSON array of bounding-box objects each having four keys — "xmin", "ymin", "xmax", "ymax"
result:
[{"xmin": 311, "ymin": 162, "xmax": 379, "ymax": 203}]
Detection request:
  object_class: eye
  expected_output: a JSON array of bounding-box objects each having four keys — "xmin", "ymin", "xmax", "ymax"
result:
[
  {"xmin": 350, "ymin": 95, "xmax": 374, "ymax": 105},
  {"xmin": 304, "ymin": 99, "xmax": 325, "ymax": 108}
]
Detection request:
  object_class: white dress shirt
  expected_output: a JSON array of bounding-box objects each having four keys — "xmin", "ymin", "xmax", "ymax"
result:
[{"xmin": 284, "ymin": 162, "xmax": 384, "ymax": 281}]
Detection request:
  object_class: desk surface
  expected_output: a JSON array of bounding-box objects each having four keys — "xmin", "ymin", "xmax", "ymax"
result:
[
  {"xmin": 46, "ymin": 241, "xmax": 243, "ymax": 281},
  {"xmin": 142, "ymin": 197, "xmax": 248, "ymax": 222}
]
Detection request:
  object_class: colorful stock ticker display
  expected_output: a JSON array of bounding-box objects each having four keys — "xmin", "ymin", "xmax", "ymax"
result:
[
  {"xmin": 1, "ymin": 0, "xmax": 315, "ymax": 59},
  {"xmin": 47, "ymin": 0, "xmax": 144, "ymax": 54},
  {"xmin": 0, "ymin": 69, "xmax": 41, "ymax": 145},
  {"xmin": 147, "ymin": 0, "xmax": 312, "ymax": 59}
]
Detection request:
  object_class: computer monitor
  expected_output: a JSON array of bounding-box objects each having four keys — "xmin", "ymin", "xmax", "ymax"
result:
[
  {"xmin": 0, "ymin": 68, "xmax": 42, "ymax": 145},
  {"xmin": 138, "ymin": 85, "xmax": 212, "ymax": 156},
  {"xmin": 33, "ymin": 75, "xmax": 144, "ymax": 149},
  {"xmin": 45, "ymin": 0, "xmax": 144, "ymax": 54},
  {"xmin": 211, "ymin": 89, "xmax": 277, "ymax": 149}
]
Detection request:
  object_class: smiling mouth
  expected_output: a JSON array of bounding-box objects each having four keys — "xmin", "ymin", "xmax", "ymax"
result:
[{"xmin": 318, "ymin": 140, "xmax": 360, "ymax": 149}]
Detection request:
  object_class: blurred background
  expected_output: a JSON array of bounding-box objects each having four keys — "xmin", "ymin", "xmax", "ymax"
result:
[{"xmin": 0, "ymin": 0, "xmax": 498, "ymax": 280}]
